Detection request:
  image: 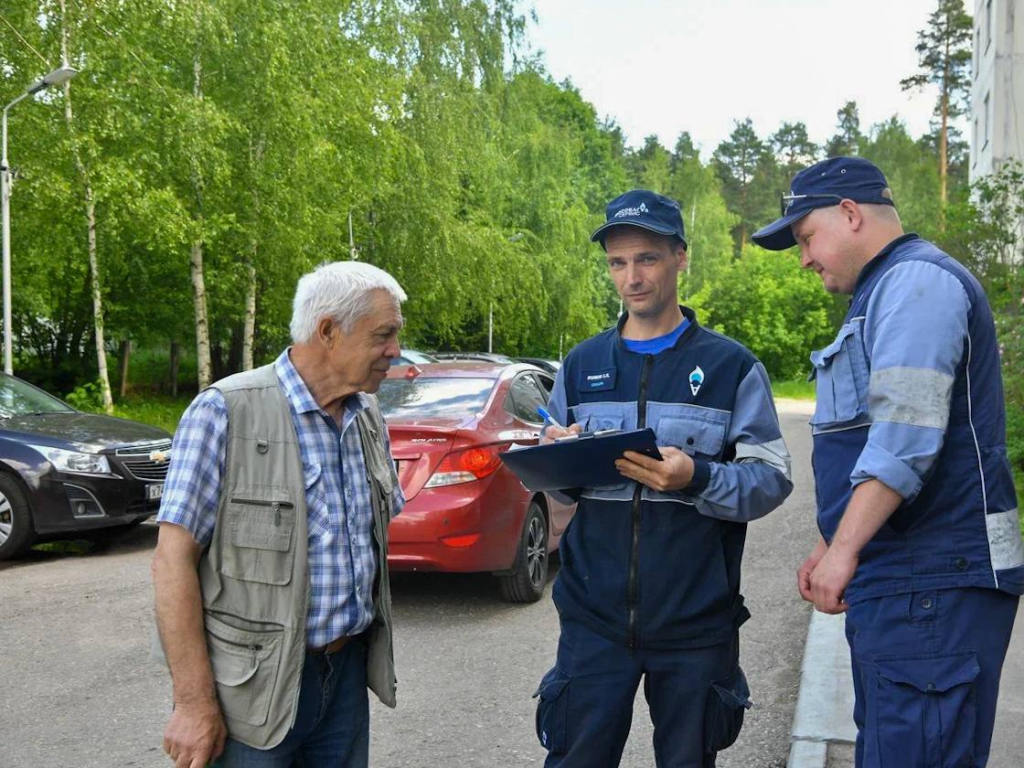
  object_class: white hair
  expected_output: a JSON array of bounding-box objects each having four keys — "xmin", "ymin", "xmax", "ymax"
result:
[{"xmin": 290, "ymin": 261, "xmax": 407, "ymax": 343}]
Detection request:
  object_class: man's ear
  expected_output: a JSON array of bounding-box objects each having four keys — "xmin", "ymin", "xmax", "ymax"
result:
[
  {"xmin": 316, "ymin": 317, "xmax": 336, "ymax": 349},
  {"xmin": 677, "ymin": 244, "xmax": 688, "ymax": 272},
  {"xmin": 839, "ymin": 199, "xmax": 865, "ymax": 232}
]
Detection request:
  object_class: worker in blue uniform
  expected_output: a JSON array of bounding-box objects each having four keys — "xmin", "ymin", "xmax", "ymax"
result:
[
  {"xmin": 753, "ymin": 156, "xmax": 1022, "ymax": 768},
  {"xmin": 534, "ymin": 190, "xmax": 794, "ymax": 767}
]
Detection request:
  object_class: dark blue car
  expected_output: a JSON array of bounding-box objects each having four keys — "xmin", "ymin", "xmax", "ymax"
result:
[{"xmin": 0, "ymin": 373, "xmax": 171, "ymax": 559}]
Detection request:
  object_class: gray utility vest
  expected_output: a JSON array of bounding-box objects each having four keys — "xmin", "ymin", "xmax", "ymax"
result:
[{"xmin": 199, "ymin": 364, "xmax": 397, "ymax": 750}]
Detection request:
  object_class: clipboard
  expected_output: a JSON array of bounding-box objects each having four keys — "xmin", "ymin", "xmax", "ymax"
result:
[{"xmin": 499, "ymin": 428, "xmax": 662, "ymax": 492}]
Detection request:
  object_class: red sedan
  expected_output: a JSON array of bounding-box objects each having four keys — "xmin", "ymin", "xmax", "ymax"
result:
[{"xmin": 378, "ymin": 361, "xmax": 575, "ymax": 602}]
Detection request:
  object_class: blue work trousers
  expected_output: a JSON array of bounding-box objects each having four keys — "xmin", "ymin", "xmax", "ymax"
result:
[
  {"xmin": 214, "ymin": 637, "xmax": 369, "ymax": 768},
  {"xmin": 534, "ymin": 619, "xmax": 750, "ymax": 768},
  {"xmin": 845, "ymin": 587, "xmax": 1018, "ymax": 768}
]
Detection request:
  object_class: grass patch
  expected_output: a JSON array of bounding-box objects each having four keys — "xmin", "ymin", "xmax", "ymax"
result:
[
  {"xmin": 33, "ymin": 539, "xmax": 97, "ymax": 556},
  {"xmin": 772, "ymin": 378, "xmax": 816, "ymax": 401},
  {"xmin": 79, "ymin": 394, "xmax": 192, "ymax": 435}
]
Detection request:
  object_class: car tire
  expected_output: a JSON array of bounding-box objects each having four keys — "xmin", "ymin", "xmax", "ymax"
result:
[
  {"xmin": 0, "ymin": 473, "xmax": 35, "ymax": 560},
  {"xmin": 499, "ymin": 500, "xmax": 548, "ymax": 603}
]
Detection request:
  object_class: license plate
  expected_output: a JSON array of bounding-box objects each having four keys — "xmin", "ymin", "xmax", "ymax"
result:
[{"xmin": 147, "ymin": 483, "xmax": 164, "ymax": 501}]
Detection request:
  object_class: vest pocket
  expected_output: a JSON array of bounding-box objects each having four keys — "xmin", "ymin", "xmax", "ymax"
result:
[
  {"xmin": 809, "ymin": 320, "xmax": 869, "ymax": 430},
  {"xmin": 205, "ymin": 612, "xmax": 284, "ymax": 728},
  {"xmin": 221, "ymin": 492, "xmax": 296, "ymax": 586}
]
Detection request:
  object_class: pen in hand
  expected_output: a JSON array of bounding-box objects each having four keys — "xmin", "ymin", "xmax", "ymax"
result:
[{"xmin": 537, "ymin": 406, "xmax": 564, "ymax": 430}]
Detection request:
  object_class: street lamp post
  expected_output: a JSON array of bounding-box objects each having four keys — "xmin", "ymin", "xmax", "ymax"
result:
[{"xmin": 1, "ymin": 65, "xmax": 78, "ymax": 375}]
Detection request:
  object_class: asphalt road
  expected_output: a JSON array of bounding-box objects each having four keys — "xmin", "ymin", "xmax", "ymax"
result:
[{"xmin": 0, "ymin": 402, "xmax": 819, "ymax": 768}]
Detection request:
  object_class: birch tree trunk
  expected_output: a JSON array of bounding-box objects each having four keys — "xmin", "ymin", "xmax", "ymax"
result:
[
  {"xmin": 61, "ymin": 0, "xmax": 113, "ymax": 413},
  {"xmin": 241, "ymin": 137, "xmax": 264, "ymax": 372},
  {"xmin": 242, "ymin": 258, "xmax": 256, "ymax": 371},
  {"xmin": 190, "ymin": 42, "xmax": 213, "ymax": 389}
]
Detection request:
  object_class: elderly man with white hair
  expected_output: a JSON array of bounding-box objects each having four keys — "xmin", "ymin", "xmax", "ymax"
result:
[{"xmin": 153, "ymin": 261, "xmax": 407, "ymax": 768}]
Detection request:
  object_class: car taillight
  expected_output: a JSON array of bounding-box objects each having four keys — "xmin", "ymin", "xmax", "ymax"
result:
[{"xmin": 424, "ymin": 445, "xmax": 505, "ymax": 488}]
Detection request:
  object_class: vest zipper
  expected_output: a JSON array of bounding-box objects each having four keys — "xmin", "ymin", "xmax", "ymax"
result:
[
  {"xmin": 628, "ymin": 354, "xmax": 653, "ymax": 653},
  {"xmin": 207, "ymin": 630, "xmax": 263, "ymax": 669},
  {"xmin": 229, "ymin": 498, "xmax": 294, "ymax": 526}
]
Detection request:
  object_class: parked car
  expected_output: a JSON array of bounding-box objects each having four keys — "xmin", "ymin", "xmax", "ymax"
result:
[
  {"xmin": 515, "ymin": 357, "xmax": 561, "ymax": 374},
  {"xmin": 0, "ymin": 373, "xmax": 172, "ymax": 560},
  {"xmin": 390, "ymin": 349, "xmax": 439, "ymax": 366},
  {"xmin": 433, "ymin": 351, "xmax": 517, "ymax": 365},
  {"xmin": 378, "ymin": 361, "xmax": 574, "ymax": 602}
]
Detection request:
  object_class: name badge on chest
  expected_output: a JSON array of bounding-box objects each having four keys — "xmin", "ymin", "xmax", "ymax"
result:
[{"xmin": 581, "ymin": 367, "xmax": 616, "ymax": 392}]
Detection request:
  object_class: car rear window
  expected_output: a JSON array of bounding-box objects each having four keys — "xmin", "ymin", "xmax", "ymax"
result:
[{"xmin": 377, "ymin": 377, "xmax": 495, "ymax": 419}]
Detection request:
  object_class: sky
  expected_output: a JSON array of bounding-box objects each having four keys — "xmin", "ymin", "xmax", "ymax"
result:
[{"xmin": 525, "ymin": 0, "xmax": 953, "ymax": 157}]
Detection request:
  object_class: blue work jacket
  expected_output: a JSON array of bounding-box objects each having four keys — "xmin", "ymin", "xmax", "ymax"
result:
[
  {"xmin": 811, "ymin": 234, "xmax": 1023, "ymax": 604},
  {"xmin": 547, "ymin": 308, "xmax": 793, "ymax": 650}
]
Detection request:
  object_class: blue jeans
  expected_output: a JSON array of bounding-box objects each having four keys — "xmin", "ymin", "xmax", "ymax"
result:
[
  {"xmin": 845, "ymin": 587, "xmax": 1018, "ymax": 768},
  {"xmin": 215, "ymin": 637, "xmax": 369, "ymax": 768}
]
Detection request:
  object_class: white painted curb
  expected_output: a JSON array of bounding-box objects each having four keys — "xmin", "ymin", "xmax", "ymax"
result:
[{"xmin": 787, "ymin": 611, "xmax": 857, "ymax": 768}]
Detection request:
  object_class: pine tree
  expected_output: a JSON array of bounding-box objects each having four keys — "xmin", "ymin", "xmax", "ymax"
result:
[{"xmin": 900, "ymin": 0, "xmax": 973, "ymax": 207}]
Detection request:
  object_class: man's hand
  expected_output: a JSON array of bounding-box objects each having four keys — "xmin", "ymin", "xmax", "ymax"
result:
[
  {"xmin": 615, "ymin": 446, "xmax": 694, "ymax": 492},
  {"xmin": 803, "ymin": 480, "xmax": 902, "ymax": 614},
  {"xmin": 808, "ymin": 544, "xmax": 858, "ymax": 614},
  {"xmin": 162, "ymin": 696, "xmax": 227, "ymax": 768},
  {"xmin": 797, "ymin": 537, "xmax": 828, "ymax": 602},
  {"xmin": 541, "ymin": 422, "xmax": 581, "ymax": 444},
  {"xmin": 153, "ymin": 523, "xmax": 224, "ymax": 767}
]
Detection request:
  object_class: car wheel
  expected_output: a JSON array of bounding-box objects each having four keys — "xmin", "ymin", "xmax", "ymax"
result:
[
  {"xmin": 499, "ymin": 500, "xmax": 548, "ymax": 603},
  {"xmin": 0, "ymin": 473, "xmax": 35, "ymax": 560}
]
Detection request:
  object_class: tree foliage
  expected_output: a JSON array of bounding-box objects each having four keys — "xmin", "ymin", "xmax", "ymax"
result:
[{"xmin": 0, "ymin": 0, "xmax": 1015, "ymax": 414}]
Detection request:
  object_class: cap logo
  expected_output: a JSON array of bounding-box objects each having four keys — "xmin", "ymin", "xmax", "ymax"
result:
[
  {"xmin": 613, "ymin": 202, "xmax": 648, "ymax": 218},
  {"xmin": 784, "ymin": 191, "xmax": 796, "ymax": 215}
]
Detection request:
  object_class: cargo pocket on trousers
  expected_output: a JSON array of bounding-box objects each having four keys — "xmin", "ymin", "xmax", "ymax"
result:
[
  {"xmin": 703, "ymin": 666, "xmax": 752, "ymax": 753},
  {"xmin": 533, "ymin": 667, "xmax": 570, "ymax": 755},
  {"xmin": 205, "ymin": 612, "xmax": 285, "ymax": 727},
  {"xmin": 872, "ymin": 653, "xmax": 980, "ymax": 768}
]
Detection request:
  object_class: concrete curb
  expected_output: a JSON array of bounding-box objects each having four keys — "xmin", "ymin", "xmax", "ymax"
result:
[{"xmin": 787, "ymin": 611, "xmax": 857, "ymax": 768}]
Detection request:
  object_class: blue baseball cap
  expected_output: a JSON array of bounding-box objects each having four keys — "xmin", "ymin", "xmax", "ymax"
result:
[
  {"xmin": 752, "ymin": 157, "xmax": 896, "ymax": 251},
  {"xmin": 590, "ymin": 190, "xmax": 687, "ymax": 250}
]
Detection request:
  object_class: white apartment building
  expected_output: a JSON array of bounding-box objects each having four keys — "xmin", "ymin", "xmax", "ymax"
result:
[{"xmin": 970, "ymin": 0, "xmax": 1024, "ymax": 181}]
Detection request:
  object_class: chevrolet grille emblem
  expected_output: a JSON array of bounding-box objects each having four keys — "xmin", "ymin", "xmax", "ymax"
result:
[{"xmin": 149, "ymin": 450, "xmax": 170, "ymax": 464}]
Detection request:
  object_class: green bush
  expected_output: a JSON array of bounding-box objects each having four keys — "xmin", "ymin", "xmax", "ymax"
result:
[
  {"xmin": 996, "ymin": 314, "xmax": 1024, "ymax": 505},
  {"xmin": 65, "ymin": 381, "xmax": 105, "ymax": 410},
  {"xmin": 689, "ymin": 247, "xmax": 838, "ymax": 380}
]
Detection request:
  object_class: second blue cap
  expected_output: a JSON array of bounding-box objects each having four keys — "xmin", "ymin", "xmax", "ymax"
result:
[{"xmin": 590, "ymin": 190, "xmax": 687, "ymax": 250}]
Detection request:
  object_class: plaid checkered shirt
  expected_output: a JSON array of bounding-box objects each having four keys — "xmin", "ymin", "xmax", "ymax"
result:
[{"xmin": 157, "ymin": 349, "xmax": 405, "ymax": 646}]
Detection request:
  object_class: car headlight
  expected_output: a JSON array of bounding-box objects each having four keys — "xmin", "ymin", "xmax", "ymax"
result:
[{"xmin": 28, "ymin": 444, "xmax": 112, "ymax": 475}]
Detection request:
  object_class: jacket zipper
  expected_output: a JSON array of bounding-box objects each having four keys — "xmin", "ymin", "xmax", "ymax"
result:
[
  {"xmin": 628, "ymin": 354, "xmax": 653, "ymax": 653},
  {"xmin": 207, "ymin": 630, "xmax": 263, "ymax": 669}
]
